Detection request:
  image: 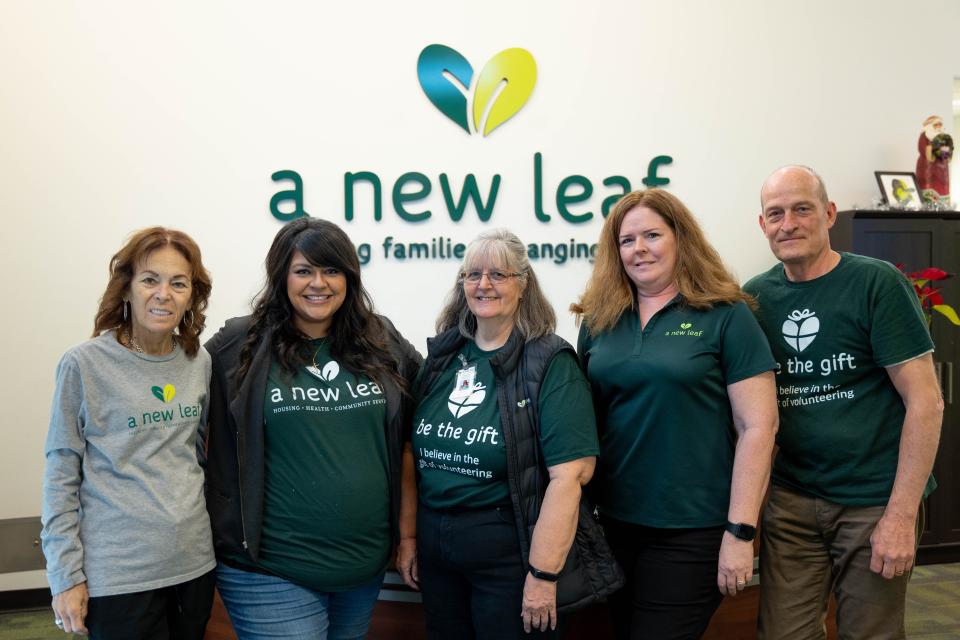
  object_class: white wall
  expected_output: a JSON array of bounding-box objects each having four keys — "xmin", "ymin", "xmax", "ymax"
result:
[{"xmin": 1, "ymin": 0, "xmax": 958, "ymax": 582}]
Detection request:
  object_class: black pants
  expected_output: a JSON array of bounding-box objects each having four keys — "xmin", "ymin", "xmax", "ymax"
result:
[
  {"xmin": 417, "ymin": 503, "xmax": 558, "ymax": 640},
  {"xmin": 85, "ymin": 569, "xmax": 215, "ymax": 640},
  {"xmin": 602, "ymin": 516, "xmax": 725, "ymax": 640}
]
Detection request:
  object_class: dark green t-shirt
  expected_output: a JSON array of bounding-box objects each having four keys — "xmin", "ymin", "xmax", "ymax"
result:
[
  {"xmin": 412, "ymin": 340, "xmax": 598, "ymax": 509},
  {"xmin": 255, "ymin": 340, "xmax": 391, "ymax": 591},
  {"xmin": 744, "ymin": 253, "xmax": 935, "ymax": 505},
  {"xmin": 579, "ymin": 298, "xmax": 775, "ymax": 528}
]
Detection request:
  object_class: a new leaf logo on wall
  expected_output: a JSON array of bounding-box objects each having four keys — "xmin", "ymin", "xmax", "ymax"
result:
[
  {"xmin": 268, "ymin": 43, "xmax": 675, "ymax": 267},
  {"xmin": 417, "ymin": 44, "xmax": 536, "ymax": 137}
]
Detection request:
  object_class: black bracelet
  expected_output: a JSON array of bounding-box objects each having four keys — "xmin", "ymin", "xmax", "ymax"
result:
[{"xmin": 528, "ymin": 564, "xmax": 561, "ymax": 582}]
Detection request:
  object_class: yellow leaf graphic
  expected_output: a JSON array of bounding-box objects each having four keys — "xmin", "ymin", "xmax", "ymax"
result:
[
  {"xmin": 163, "ymin": 384, "xmax": 176, "ymax": 403},
  {"xmin": 472, "ymin": 48, "xmax": 536, "ymax": 137}
]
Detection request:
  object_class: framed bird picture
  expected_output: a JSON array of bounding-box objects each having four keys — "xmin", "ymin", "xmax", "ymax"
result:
[{"xmin": 875, "ymin": 171, "xmax": 922, "ymax": 210}]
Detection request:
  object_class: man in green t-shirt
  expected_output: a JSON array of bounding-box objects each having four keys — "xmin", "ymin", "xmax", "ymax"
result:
[{"xmin": 744, "ymin": 166, "xmax": 943, "ymax": 639}]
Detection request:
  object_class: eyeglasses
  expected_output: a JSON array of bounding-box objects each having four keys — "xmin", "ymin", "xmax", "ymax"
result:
[{"xmin": 460, "ymin": 270, "xmax": 525, "ymax": 284}]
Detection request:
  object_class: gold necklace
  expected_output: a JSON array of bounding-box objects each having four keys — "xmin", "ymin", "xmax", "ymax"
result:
[
  {"xmin": 311, "ymin": 337, "xmax": 329, "ymax": 369},
  {"xmin": 123, "ymin": 329, "xmax": 176, "ymax": 356},
  {"xmin": 128, "ymin": 334, "xmax": 145, "ymax": 354}
]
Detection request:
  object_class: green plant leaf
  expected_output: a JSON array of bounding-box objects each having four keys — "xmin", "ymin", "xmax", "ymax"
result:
[{"xmin": 933, "ymin": 304, "xmax": 960, "ymax": 325}]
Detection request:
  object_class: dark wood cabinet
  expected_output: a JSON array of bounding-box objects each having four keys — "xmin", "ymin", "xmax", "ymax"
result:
[{"xmin": 831, "ymin": 210, "xmax": 960, "ymax": 564}]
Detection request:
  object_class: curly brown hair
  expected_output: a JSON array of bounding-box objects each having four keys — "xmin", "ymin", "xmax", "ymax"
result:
[
  {"xmin": 572, "ymin": 189, "xmax": 752, "ymax": 335},
  {"xmin": 92, "ymin": 227, "xmax": 212, "ymax": 357}
]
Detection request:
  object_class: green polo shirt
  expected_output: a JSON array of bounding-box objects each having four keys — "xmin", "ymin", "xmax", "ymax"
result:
[
  {"xmin": 255, "ymin": 340, "xmax": 391, "ymax": 591},
  {"xmin": 412, "ymin": 340, "xmax": 599, "ymax": 510},
  {"xmin": 579, "ymin": 298, "xmax": 775, "ymax": 528},
  {"xmin": 744, "ymin": 253, "xmax": 935, "ymax": 505}
]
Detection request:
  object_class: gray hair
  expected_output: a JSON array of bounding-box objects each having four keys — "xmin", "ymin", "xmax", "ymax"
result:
[{"xmin": 435, "ymin": 228, "xmax": 556, "ymax": 340}]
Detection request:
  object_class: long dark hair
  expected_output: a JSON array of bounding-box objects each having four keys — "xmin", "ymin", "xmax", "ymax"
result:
[
  {"xmin": 93, "ymin": 226, "xmax": 211, "ymax": 357},
  {"xmin": 236, "ymin": 218, "xmax": 403, "ymax": 390}
]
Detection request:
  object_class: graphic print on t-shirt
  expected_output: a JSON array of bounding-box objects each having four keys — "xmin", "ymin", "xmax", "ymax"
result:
[
  {"xmin": 411, "ymin": 346, "xmax": 509, "ymax": 508},
  {"xmin": 447, "ymin": 365, "xmax": 487, "ymax": 418},
  {"xmin": 126, "ymin": 382, "xmax": 201, "ymax": 430},
  {"xmin": 774, "ymin": 306, "xmax": 859, "ymax": 409},
  {"xmin": 782, "ymin": 308, "xmax": 819, "ymax": 352},
  {"xmin": 267, "ymin": 357, "xmax": 385, "ymax": 412},
  {"xmin": 306, "ymin": 359, "xmax": 340, "ymax": 382}
]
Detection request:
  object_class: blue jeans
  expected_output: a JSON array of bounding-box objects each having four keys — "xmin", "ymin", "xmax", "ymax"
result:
[{"xmin": 215, "ymin": 562, "xmax": 384, "ymax": 640}]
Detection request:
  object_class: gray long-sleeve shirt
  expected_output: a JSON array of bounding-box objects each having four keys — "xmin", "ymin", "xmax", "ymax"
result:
[{"xmin": 41, "ymin": 331, "xmax": 215, "ymax": 597}]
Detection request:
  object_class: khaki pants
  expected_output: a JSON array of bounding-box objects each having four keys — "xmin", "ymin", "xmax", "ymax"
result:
[{"xmin": 758, "ymin": 484, "xmax": 921, "ymax": 640}]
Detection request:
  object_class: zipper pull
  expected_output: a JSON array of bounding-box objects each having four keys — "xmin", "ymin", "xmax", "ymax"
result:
[{"xmin": 517, "ymin": 398, "xmax": 530, "ymax": 408}]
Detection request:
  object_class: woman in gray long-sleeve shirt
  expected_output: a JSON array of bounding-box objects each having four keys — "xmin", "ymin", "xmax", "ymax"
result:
[{"xmin": 41, "ymin": 227, "xmax": 216, "ymax": 639}]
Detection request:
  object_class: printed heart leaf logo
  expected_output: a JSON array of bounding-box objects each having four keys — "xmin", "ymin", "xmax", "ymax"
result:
[
  {"xmin": 680, "ymin": 323, "xmax": 692, "ymax": 330},
  {"xmin": 782, "ymin": 309, "xmax": 819, "ymax": 352},
  {"xmin": 151, "ymin": 384, "xmax": 176, "ymax": 403},
  {"xmin": 448, "ymin": 388, "xmax": 487, "ymax": 418},
  {"xmin": 306, "ymin": 361, "xmax": 340, "ymax": 382},
  {"xmin": 417, "ymin": 44, "xmax": 537, "ymax": 137}
]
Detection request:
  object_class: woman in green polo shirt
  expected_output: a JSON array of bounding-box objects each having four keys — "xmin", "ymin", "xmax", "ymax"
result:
[
  {"xmin": 572, "ymin": 189, "xmax": 778, "ymax": 639},
  {"xmin": 396, "ymin": 229, "xmax": 600, "ymax": 639}
]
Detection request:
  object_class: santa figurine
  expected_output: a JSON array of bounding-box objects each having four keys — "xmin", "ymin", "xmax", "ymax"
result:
[{"xmin": 916, "ymin": 115, "xmax": 952, "ymax": 203}]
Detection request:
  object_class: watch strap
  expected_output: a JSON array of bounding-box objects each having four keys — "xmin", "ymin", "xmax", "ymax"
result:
[
  {"xmin": 725, "ymin": 521, "xmax": 757, "ymax": 541},
  {"xmin": 528, "ymin": 564, "xmax": 561, "ymax": 582}
]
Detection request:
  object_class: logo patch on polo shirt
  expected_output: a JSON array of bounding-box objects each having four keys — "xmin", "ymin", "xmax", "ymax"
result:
[
  {"xmin": 664, "ymin": 322, "xmax": 703, "ymax": 337},
  {"xmin": 782, "ymin": 309, "xmax": 819, "ymax": 352}
]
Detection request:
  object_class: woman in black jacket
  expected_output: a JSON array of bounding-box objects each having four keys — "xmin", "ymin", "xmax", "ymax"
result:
[
  {"xmin": 397, "ymin": 229, "xmax": 599, "ymax": 638},
  {"xmin": 204, "ymin": 218, "xmax": 420, "ymax": 640}
]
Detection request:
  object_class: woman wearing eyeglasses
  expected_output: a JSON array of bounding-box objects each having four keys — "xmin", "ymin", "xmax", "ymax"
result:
[{"xmin": 396, "ymin": 229, "xmax": 600, "ymax": 639}]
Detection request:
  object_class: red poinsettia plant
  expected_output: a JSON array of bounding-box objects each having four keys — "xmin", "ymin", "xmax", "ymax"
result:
[{"xmin": 898, "ymin": 265, "xmax": 960, "ymax": 327}]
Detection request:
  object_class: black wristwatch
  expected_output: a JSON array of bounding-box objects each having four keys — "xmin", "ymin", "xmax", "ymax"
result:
[
  {"xmin": 528, "ymin": 564, "xmax": 561, "ymax": 582},
  {"xmin": 725, "ymin": 521, "xmax": 757, "ymax": 541}
]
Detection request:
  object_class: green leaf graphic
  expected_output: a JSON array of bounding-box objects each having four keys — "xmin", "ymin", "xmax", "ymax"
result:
[
  {"xmin": 151, "ymin": 386, "xmax": 164, "ymax": 401},
  {"xmin": 472, "ymin": 48, "xmax": 537, "ymax": 137}
]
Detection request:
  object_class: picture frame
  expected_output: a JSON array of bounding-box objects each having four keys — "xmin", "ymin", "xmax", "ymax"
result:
[{"xmin": 875, "ymin": 171, "xmax": 922, "ymax": 210}]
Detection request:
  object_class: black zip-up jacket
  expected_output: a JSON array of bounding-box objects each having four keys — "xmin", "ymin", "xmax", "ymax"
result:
[{"xmin": 203, "ymin": 315, "xmax": 421, "ymax": 564}]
